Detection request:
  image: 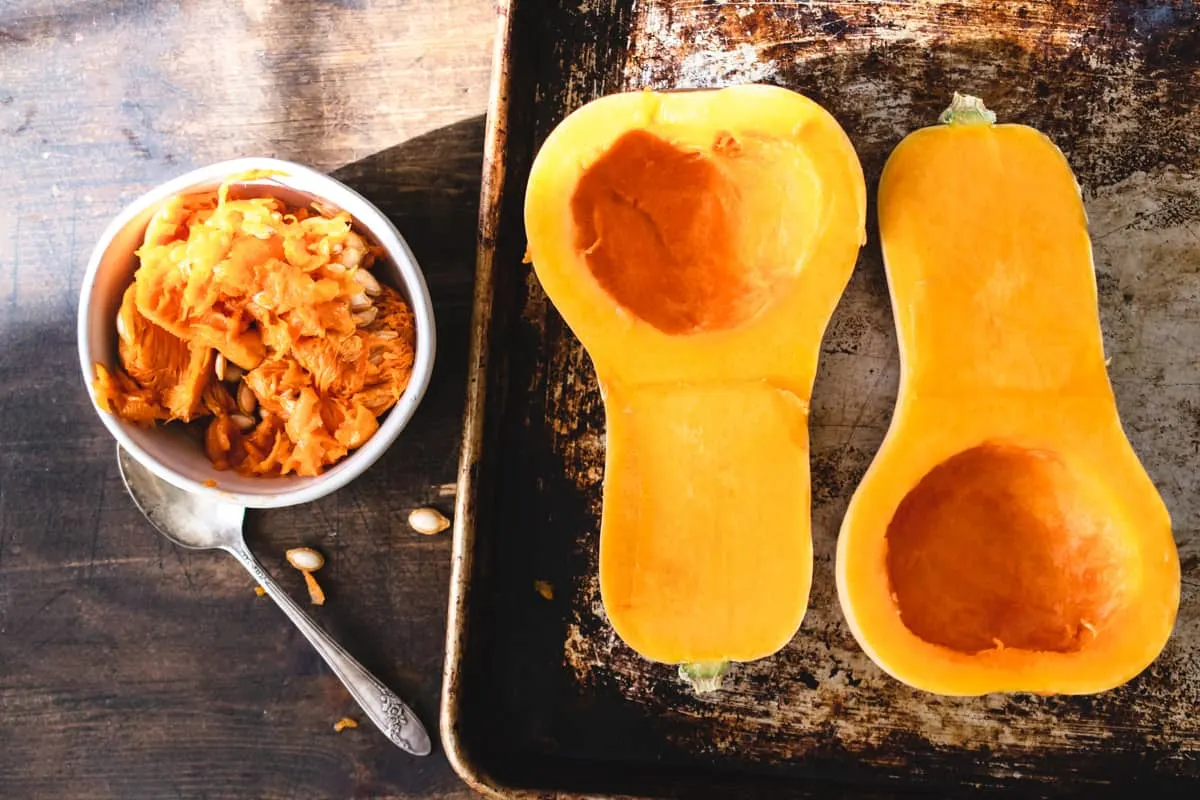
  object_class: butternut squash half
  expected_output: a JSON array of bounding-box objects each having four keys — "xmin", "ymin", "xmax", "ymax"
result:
[
  {"xmin": 836, "ymin": 94, "xmax": 1180, "ymax": 695},
  {"xmin": 525, "ymin": 86, "xmax": 866, "ymax": 689}
]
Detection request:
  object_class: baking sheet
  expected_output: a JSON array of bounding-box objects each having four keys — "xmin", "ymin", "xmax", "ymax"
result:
[{"xmin": 442, "ymin": 1, "xmax": 1200, "ymax": 796}]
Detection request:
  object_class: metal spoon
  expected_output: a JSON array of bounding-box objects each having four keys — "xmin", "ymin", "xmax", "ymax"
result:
[{"xmin": 116, "ymin": 445, "xmax": 432, "ymax": 756}]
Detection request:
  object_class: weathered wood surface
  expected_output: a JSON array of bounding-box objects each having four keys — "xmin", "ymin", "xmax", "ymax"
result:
[
  {"xmin": 449, "ymin": 0, "xmax": 1200, "ymax": 797},
  {"xmin": 0, "ymin": 1, "xmax": 494, "ymax": 798}
]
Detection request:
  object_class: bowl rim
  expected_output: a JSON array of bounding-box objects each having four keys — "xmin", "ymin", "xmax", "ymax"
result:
[{"xmin": 77, "ymin": 156, "xmax": 437, "ymax": 509}]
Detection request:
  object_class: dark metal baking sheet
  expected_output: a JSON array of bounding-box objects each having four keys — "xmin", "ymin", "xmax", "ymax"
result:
[{"xmin": 442, "ymin": 1, "xmax": 1200, "ymax": 796}]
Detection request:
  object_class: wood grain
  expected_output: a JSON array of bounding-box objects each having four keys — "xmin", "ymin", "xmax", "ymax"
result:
[{"xmin": 0, "ymin": 1, "xmax": 494, "ymax": 798}]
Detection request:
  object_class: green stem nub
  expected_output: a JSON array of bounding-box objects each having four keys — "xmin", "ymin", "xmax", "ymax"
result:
[
  {"xmin": 938, "ymin": 92, "xmax": 996, "ymax": 126},
  {"xmin": 679, "ymin": 661, "xmax": 730, "ymax": 694}
]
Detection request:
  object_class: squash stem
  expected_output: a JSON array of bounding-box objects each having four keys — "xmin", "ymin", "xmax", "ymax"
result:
[
  {"xmin": 679, "ymin": 661, "xmax": 730, "ymax": 694},
  {"xmin": 938, "ymin": 92, "xmax": 996, "ymax": 126}
]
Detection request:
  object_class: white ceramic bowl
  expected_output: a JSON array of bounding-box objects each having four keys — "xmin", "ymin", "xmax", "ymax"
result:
[{"xmin": 77, "ymin": 157, "xmax": 436, "ymax": 508}]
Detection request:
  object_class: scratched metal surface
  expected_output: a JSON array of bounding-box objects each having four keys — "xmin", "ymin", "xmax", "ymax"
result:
[{"xmin": 445, "ymin": 1, "xmax": 1200, "ymax": 797}]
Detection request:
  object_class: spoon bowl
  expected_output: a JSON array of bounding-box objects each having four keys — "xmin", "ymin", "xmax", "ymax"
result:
[
  {"xmin": 116, "ymin": 445, "xmax": 432, "ymax": 756},
  {"xmin": 119, "ymin": 447, "xmax": 245, "ymax": 549}
]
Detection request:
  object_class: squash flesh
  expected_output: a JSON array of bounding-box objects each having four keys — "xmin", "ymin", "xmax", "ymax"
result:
[
  {"xmin": 888, "ymin": 124, "xmax": 1107, "ymax": 395},
  {"xmin": 599, "ymin": 381, "xmax": 812, "ymax": 664},
  {"xmin": 525, "ymin": 86, "xmax": 866, "ymax": 675},
  {"xmin": 836, "ymin": 98, "xmax": 1179, "ymax": 695}
]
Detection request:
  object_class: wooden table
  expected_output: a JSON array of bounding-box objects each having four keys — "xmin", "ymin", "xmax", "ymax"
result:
[{"xmin": 0, "ymin": 2, "xmax": 494, "ymax": 797}]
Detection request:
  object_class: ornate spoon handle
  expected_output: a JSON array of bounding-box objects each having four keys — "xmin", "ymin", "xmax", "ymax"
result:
[{"xmin": 227, "ymin": 542, "xmax": 432, "ymax": 755}]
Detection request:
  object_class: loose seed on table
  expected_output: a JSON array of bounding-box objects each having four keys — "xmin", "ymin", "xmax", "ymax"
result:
[
  {"xmin": 286, "ymin": 547, "xmax": 325, "ymax": 571},
  {"xmin": 285, "ymin": 547, "xmax": 327, "ymax": 606},
  {"xmin": 408, "ymin": 507, "xmax": 451, "ymax": 535}
]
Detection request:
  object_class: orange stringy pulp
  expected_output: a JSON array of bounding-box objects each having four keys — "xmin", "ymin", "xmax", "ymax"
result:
[{"xmin": 93, "ymin": 176, "xmax": 416, "ymax": 477}]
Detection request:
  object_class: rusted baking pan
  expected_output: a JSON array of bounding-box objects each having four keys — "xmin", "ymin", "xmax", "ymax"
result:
[{"xmin": 442, "ymin": 1, "xmax": 1200, "ymax": 796}]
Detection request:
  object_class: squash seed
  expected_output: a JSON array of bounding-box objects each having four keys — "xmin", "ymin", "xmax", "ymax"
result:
[
  {"xmin": 374, "ymin": 330, "xmax": 399, "ymax": 340},
  {"xmin": 230, "ymin": 413, "xmax": 256, "ymax": 431},
  {"xmin": 353, "ymin": 268, "xmax": 382, "ymax": 297},
  {"xmin": 349, "ymin": 291, "xmax": 373, "ymax": 312},
  {"xmin": 285, "ymin": 547, "xmax": 326, "ymax": 606},
  {"xmin": 286, "ymin": 547, "xmax": 325, "ymax": 571},
  {"xmin": 352, "ymin": 306, "xmax": 378, "ymax": 327},
  {"xmin": 339, "ymin": 231, "xmax": 367, "ymax": 268},
  {"xmin": 408, "ymin": 507, "xmax": 450, "ymax": 535},
  {"xmin": 215, "ymin": 353, "xmax": 244, "ymax": 383},
  {"xmin": 116, "ymin": 312, "xmax": 130, "ymax": 344},
  {"xmin": 237, "ymin": 381, "xmax": 257, "ymax": 416}
]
